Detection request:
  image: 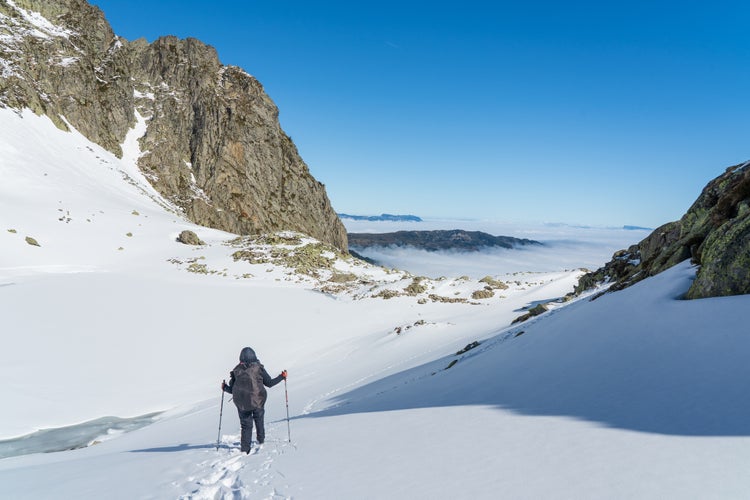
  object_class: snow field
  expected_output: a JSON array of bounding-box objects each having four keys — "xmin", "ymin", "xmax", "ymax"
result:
[{"xmin": 1, "ymin": 107, "xmax": 749, "ymax": 499}]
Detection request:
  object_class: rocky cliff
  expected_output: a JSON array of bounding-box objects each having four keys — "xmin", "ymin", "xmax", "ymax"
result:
[
  {"xmin": 576, "ymin": 161, "xmax": 750, "ymax": 299},
  {"xmin": 0, "ymin": 0, "xmax": 347, "ymax": 251}
]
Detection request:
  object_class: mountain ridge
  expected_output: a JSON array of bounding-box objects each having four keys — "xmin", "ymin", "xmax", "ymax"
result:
[
  {"xmin": 348, "ymin": 229, "xmax": 541, "ymax": 252},
  {"xmin": 0, "ymin": 0, "xmax": 347, "ymax": 251},
  {"xmin": 339, "ymin": 213, "xmax": 423, "ymax": 222}
]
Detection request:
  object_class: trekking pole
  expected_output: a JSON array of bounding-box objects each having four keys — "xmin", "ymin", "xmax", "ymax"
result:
[
  {"xmin": 284, "ymin": 375, "xmax": 291, "ymax": 443},
  {"xmin": 216, "ymin": 380, "xmax": 226, "ymax": 451}
]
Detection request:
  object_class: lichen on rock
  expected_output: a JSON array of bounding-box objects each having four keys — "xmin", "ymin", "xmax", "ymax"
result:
[
  {"xmin": 374, "ymin": 289, "xmax": 401, "ymax": 300},
  {"xmin": 511, "ymin": 303, "xmax": 548, "ymax": 324},
  {"xmin": 471, "ymin": 289, "xmax": 494, "ymax": 299},
  {"xmin": 177, "ymin": 230, "xmax": 205, "ymax": 246},
  {"xmin": 685, "ymin": 207, "xmax": 750, "ymax": 298},
  {"xmin": 329, "ymin": 272, "xmax": 357, "ymax": 283},
  {"xmin": 403, "ymin": 277, "xmax": 428, "ymax": 296},
  {"xmin": 479, "ymin": 276, "xmax": 508, "ymax": 290},
  {"xmin": 576, "ymin": 161, "xmax": 750, "ymax": 299}
]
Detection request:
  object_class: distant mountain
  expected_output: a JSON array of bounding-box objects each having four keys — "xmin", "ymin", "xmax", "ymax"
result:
[
  {"xmin": 577, "ymin": 160, "xmax": 750, "ymax": 299},
  {"xmin": 338, "ymin": 213, "xmax": 423, "ymax": 222},
  {"xmin": 623, "ymin": 225, "xmax": 653, "ymax": 231},
  {"xmin": 348, "ymin": 229, "xmax": 541, "ymax": 252}
]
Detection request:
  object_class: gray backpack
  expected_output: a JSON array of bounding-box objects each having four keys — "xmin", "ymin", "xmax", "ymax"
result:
[{"xmin": 231, "ymin": 362, "xmax": 267, "ymax": 411}]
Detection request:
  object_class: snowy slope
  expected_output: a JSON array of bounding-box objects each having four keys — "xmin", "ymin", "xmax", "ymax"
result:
[{"xmin": 1, "ymin": 108, "xmax": 749, "ymax": 499}]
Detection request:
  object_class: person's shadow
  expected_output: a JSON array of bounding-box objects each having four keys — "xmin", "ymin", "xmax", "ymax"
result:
[{"xmin": 131, "ymin": 443, "xmax": 235, "ymax": 453}]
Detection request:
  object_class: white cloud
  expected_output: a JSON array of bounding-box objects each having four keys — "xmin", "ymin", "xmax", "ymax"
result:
[{"xmin": 345, "ymin": 218, "xmax": 648, "ymax": 277}]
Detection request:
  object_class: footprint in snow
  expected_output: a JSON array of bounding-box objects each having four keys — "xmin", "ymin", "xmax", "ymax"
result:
[{"xmin": 177, "ymin": 434, "xmax": 289, "ymax": 499}]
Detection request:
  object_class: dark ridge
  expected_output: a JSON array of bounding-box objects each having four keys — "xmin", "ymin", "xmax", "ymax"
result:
[
  {"xmin": 347, "ymin": 229, "xmax": 542, "ymax": 252},
  {"xmin": 348, "ymin": 249, "xmax": 377, "ymax": 265}
]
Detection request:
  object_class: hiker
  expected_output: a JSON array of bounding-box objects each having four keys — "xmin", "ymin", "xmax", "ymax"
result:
[{"xmin": 222, "ymin": 347, "xmax": 286, "ymax": 453}]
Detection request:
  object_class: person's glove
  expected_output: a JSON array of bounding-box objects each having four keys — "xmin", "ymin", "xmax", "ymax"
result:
[
  {"xmin": 281, "ymin": 370, "xmax": 288, "ymax": 379},
  {"xmin": 221, "ymin": 380, "xmax": 227, "ymax": 391}
]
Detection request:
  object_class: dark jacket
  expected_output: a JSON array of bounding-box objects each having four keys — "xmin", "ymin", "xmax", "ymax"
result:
[{"xmin": 224, "ymin": 360, "xmax": 283, "ymax": 411}]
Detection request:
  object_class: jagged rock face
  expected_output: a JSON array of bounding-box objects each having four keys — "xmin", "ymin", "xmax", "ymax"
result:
[
  {"xmin": 0, "ymin": 0, "xmax": 347, "ymax": 251},
  {"xmin": 576, "ymin": 161, "xmax": 750, "ymax": 299},
  {"xmin": 685, "ymin": 163, "xmax": 750, "ymax": 298},
  {"xmin": 0, "ymin": 0, "xmax": 133, "ymax": 154}
]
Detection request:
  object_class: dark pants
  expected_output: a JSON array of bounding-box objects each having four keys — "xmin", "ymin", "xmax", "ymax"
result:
[{"xmin": 238, "ymin": 408, "xmax": 265, "ymax": 452}]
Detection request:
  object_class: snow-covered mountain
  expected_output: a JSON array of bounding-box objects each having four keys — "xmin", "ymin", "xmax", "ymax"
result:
[
  {"xmin": 0, "ymin": 0, "xmax": 346, "ymax": 250},
  {"xmin": 2, "ymin": 105, "xmax": 750, "ymax": 498},
  {"xmin": 2, "ymin": 2, "xmax": 749, "ymax": 499}
]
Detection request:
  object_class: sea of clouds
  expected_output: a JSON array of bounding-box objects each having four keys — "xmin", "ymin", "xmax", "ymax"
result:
[{"xmin": 343, "ymin": 218, "xmax": 650, "ymax": 278}]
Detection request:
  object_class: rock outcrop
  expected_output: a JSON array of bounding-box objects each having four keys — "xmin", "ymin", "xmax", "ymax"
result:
[
  {"xmin": 176, "ymin": 230, "xmax": 205, "ymax": 246},
  {"xmin": 0, "ymin": 0, "xmax": 347, "ymax": 251},
  {"xmin": 576, "ymin": 161, "xmax": 750, "ymax": 299}
]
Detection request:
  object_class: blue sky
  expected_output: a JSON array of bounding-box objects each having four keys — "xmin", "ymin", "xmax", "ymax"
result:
[{"xmin": 93, "ymin": 0, "xmax": 750, "ymax": 227}]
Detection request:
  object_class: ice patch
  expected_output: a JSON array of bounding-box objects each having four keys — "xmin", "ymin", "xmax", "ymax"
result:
[{"xmin": 0, "ymin": 412, "xmax": 162, "ymax": 459}]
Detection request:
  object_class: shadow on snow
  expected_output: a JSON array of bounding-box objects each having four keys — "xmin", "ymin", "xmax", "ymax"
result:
[
  {"xmin": 300, "ymin": 323, "xmax": 750, "ymax": 437},
  {"xmin": 131, "ymin": 443, "xmax": 228, "ymax": 453}
]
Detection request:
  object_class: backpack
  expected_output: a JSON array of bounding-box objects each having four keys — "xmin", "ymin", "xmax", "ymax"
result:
[{"xmin": 231, "ymin": 362, "xmax": 267, "ymax": 411}]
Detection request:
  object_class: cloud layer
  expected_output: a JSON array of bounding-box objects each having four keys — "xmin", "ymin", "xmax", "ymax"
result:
[{"xmin": 345, "ymin": 219, "xmax": 648, "ymax": 278}]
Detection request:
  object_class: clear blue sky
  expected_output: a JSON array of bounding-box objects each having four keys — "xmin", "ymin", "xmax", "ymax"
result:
[{"xmin": 93, "ymin": 0, "xmax": 750, "ymax": 228}]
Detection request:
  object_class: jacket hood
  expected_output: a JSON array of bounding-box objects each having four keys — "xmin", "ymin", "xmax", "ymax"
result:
[{"xmin": 239, "ymin": 347, "xmax": 258, "ymax": 363}]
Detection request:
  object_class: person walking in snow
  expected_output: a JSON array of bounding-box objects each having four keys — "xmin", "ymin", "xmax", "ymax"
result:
[{"xmin": 222, "ymin": 347, "xmax": 286, "ymax": 454}]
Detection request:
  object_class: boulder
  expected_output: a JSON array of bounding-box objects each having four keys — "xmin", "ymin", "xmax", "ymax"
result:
[{"xmin": 177, "ymin": 230, "xmax": 205, "ymax": 246}]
